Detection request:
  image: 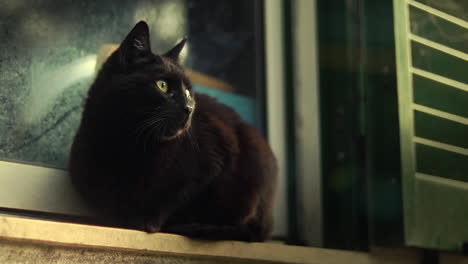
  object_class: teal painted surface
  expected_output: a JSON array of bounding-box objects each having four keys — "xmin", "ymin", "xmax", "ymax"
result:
[
  {"xmin": 318, "ymin": 0, "xmax": 370, "ymax": 251},
  {"xmin": 363, "ymin": 0, "xmax": 404, "ymax": 247},
  {"xmin": 318, "ymin": 0, "xmax": 404, "ymax": 250},
  {"xmin": 281, "ymin": 0, "xmax": 300, "ymax": 245}
]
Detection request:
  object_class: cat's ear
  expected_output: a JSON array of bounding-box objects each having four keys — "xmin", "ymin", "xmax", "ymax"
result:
[
  {"xmin": 164, "ymin": 38, "xmax": 187, "ymax": 61},
  {"xmin": 118, "ymin": 21, "xmax": 152, "ymax": 67}
]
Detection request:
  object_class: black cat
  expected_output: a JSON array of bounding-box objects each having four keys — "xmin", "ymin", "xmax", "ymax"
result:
[{"xmin": 69, "ymin": 21, "xmax": 277, "ymax": 242}]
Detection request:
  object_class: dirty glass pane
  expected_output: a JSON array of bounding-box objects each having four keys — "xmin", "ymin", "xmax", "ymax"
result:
[
  {"xmin": 0, "ymin": 0, "xmax": 263, "ymax": 169},
  {"xmin": 410, "ymin": 6, "xmax": 468, "ymax": 53},
  {"xmin": 415, "ymin": 0, "xmax": 468, "ymax": 21}
]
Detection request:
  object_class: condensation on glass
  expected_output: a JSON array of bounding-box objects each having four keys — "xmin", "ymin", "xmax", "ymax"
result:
[{"xmin": 0, "ymin": 0, "xmax": 260, "ymax": 168}]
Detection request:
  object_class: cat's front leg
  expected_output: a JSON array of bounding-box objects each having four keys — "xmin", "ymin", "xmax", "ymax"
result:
[
  {"xmin": 141, "ymin": 200, "xmax": 181, "ymax": 233},
  {"xmin": 143, "ymin": 217, "xmax": 162, "ymax": 233},
  {"xmin": 118, "ymin": 215, "xmax": 151, "ymax": 232},
  {"xmin": 123, "ymin": 214, "xmax": 163, "ymax": 233}
]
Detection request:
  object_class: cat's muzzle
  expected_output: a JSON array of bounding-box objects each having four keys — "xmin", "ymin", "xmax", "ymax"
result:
[{"xmin": 163, "ymin": 112, "xmax": 193, "ymax": 140}]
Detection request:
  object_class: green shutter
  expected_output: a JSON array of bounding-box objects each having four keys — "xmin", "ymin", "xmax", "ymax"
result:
[{"xmin": 393, "ymin": 0, "xmax": 468, "ymax": 251}]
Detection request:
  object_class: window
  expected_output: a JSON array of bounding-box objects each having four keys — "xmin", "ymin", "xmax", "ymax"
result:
[
  {"xmin": 0, "ymin": 0, "xmax": 290, "ymax": 239},
  {"xmin": 0, "ymin": 0, "xmax": 265, "ymax": 168},
  {"xmin": 7, "ymin": 0, "xmax": 466, "ymax": 255}
]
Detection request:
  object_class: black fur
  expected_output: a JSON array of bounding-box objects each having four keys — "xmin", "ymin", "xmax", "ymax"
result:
[{"xmin": 69, "ymin": 21, "xmax": 277, "ymax": 242}]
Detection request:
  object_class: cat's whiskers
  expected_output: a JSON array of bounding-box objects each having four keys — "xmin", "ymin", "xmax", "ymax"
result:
[
  {"xmin": 161, "ymin": 110, "xmax": 194, "ymax": 141},
  {"xmin": 133, "ymin": 106, "xmax": 196, "ymax": 148},
  {"xmin": 148, "ymin": 118, "xmax": 167, "ymax": 148},
  {"xmin": 134, "ymin": 117, "xmax": 162, "ymax": 141},
  {"xmin": 133, "ymin": 112, "xmax": 169, "ymax": 150},
  {"xmin": 141, "ymin": 120, "xmax": 158, "ymax": 152},
  {"xmin": 140, "ymin": 110, "xmax": 174, "ymax": 151}
]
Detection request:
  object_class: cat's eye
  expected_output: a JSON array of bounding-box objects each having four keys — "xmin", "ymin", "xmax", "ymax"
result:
[{"xmin": 156, "ymin": 80, "xmax": 168, "ymax": 93}]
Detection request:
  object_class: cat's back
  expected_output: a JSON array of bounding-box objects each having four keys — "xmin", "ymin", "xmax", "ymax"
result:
[
  {"xmin": 178, "ymin": 92, "xmax": 276, "ymax": 239},
  {"xmin": 192, "ymin": 92, "xmax": 275, "ymax": 181},
  {"xmin": 193, "ymin": 93, "xmax": 244, "ymax": 127}
]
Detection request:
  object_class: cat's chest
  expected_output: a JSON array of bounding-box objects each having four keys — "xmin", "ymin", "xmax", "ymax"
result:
[
  {"xmin": 143, "ymin": 145, "xmax": 202, "ymax": 180},
  {"xmin": 147, "ymin": 138, "xmax": 231, "ymax": 182}
]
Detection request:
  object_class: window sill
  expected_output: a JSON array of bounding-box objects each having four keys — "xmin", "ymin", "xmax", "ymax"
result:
[{"xmin": 0, "ymin": 215, "xmax": 426, "ymax": 264}]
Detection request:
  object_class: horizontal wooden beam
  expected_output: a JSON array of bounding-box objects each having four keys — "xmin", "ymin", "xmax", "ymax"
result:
[{"xmin": 0, "ymin": 215, "xmax": 422, "ymax": 264}]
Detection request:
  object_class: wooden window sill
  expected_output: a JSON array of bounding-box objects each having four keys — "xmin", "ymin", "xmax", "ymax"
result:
[{"xmin": 0, "ymin": 215, "xmax": 428, "ymax": 264}]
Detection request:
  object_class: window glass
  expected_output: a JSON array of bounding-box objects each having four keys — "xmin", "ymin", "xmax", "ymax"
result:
[{"xmin": 0, "ymin": 0, "xmax": 263, "ymax": 168}]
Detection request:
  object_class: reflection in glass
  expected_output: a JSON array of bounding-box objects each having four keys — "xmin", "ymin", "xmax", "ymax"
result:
[{"xmin": 0, "ymin": 0, "xmax": 261, "ymax": 168}]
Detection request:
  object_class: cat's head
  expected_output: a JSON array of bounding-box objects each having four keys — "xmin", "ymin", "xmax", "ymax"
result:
[{"xmin": 93, "ymin": 21, "xmax": 195, "ymax": 143}]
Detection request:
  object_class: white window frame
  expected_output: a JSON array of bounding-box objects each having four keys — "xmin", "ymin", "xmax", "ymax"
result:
[{"xmin": 293, "ymin": 0, "xmax": 323, "ymax": 247}]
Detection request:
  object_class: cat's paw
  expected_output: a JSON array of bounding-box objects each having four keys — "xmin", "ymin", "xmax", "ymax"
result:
[
  {"xmin": 144, "ymin": 222, "xmax": 160, "ymax": 233},
  {"xmin": 125, "ymin": 217, "xmax": 160, "ymax": 233}
]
